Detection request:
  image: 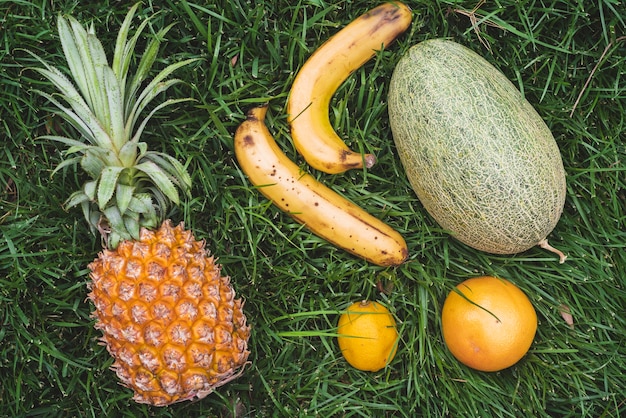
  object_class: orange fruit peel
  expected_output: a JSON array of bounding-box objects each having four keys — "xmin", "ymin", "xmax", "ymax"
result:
[{"xmin": 442, "ymin": 276, "xmax": 537, "ymax": 372}]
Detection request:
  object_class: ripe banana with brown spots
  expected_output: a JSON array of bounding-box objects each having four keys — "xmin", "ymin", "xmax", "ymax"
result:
[
  {"xmin": 234, "ymin": 106, "xmax": 408, "ymax": 267},
  {"xmin": 287, "ymin": 2, "xmax": 412, "ymax": 174}
]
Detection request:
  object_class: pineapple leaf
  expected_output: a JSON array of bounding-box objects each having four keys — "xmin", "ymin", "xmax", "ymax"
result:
[
  {"xmin": 117, "ymin": 140, "xmax": 147, "ymax": 168},
  {"xmin": 140, "ymin": 216, "xmax": 158, "ymax": 231},
  {"xmin": 102, "ymin": 64, "xmax": 126, "ymax": 151},
  {"xmin": 85, "ymin": 24, "xmax": 111, "ymax": 125},
  {"xmin": 96, "ymin": 147, "xmax": 122, "ymax": 167},
  {"xmin": 102, "ymin": 206, "xmax": 133, "ymax": 241},
  {"xmin": 137, "ymin": 142, "xmax": 148, "ymax": 158},
  {"xmin": 128, "ymin": 57, "xmax": 200, "ymax": 133},
  {"xmin": 127, "ymin": 193, "xmax": 155, "ymax": 215},
  {"xmin": 147, "ymin": 185, "xmax": 169, "ymax": 219},
  {"xmin": 128, "ymin": 194, "xmax": 158, "ymax": 230},
  {"xmin": 116, "ymin": 183, "xmax": 135, "ymax": 216},
  {"xmin": 61, "ymin": 16, "xmax": 106, "ymax": 124},
  {"xmin": 65, "ymin": 190, "xmax": 90, "ymax": 209},
  {"xmin": 123, "ymin": 215, "xmax": 141, "ymax": 242},
  {"xmin": 134, "ymin": 160, "xmax": 180, "ymax": 205},
  {"xmin": 64, "ymin": 191, "xmax": 99, "ymax": 237},
  {"xmin": 80, "ymin": 150, "xmax": 107, "ymax": 179},
  {"xmin": 50, "ymin": 155, "xmax": 82, "ymax": 177},
  {"xmin": 142, "ymin": 151, "xmax": 192, "ymax": 192},
  {"xmin": 57, "ymin": 15, "xmax": 92, "ymax": 111},
  {"xmin": 29, "ymin": 83, "xmax": 112, "ymax": 149},
  {"xmin": 111, "ymin": 3, "xmax": 142, "ymax": 86},
  {"xmin": 131, "ymin": 96, "xmax": 196, "ymax": 144},
  {"xmin": 31, "ymin": 87, "xmax": 92, "ymax": 141},
  {"xmin": 40, "ymin": 135, "xmax": 100, "ymax": 160},
  {"xmin": 108, "ymin": 233, "xmax": 122, "ymax": 251},
  {"xmin": 125, "ymin": 23, "xmax": 175, "ymax": 114},
  {"xmin": 66, "ymin": 144, "xmax": 95, "ymax": 155},
  {"xmin": 59, "ymin": 13, "xmax": 130, "ymax": 152},
  {"xmin": 85, "ymin": 202, "xmax": 101, "ymax": 236},
  {"xmin": 97, "ymin": 166, "xmax": 124, "ymax": 210},
  {"xmin": 40, "ymin": 134, "xmax": 90, "ymax": 150},
  {"xmin": 83, "ymin": 180, "xmax": 98, "ymax": 201}
]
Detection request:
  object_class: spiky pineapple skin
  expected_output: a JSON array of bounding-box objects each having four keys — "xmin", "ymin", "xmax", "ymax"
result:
[{"xmin": 87, "ymin": 221, "xmax": 250, "ymax": 406}]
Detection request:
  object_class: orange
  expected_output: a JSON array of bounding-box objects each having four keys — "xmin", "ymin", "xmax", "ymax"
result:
[
  {"xmin": 441, "ymin": 276, "xmax": 537, "ymax": 372},
  {"xmin": 337, "ymin": 300, "xmax": 399, "ymax": 372}
]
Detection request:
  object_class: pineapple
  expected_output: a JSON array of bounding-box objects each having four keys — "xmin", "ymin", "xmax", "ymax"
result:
[
  {"xmin": 88, "ymin": 220, "xmax": 250, "ymax": 405},
  {"xmin": 29, "ymin": 3, "xmax": 250, "ymax": 406}
]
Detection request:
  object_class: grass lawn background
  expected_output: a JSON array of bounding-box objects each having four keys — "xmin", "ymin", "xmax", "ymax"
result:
[{"xmin": 1, "ymin": 0, "xmax": 625, "ymax": 416}]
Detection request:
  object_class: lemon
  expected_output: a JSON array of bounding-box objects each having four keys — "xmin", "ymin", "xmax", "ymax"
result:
[{"xmin": 337, "ymin": 300, "xmax": 398, "ymax": 372}]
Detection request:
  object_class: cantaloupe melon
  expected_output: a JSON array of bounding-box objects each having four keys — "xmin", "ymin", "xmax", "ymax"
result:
[{"xmin": 388, "ymin": 39, "xmax": 567, "ymax": 261}]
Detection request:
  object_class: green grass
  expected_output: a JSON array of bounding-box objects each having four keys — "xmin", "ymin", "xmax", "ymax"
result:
[{"xmin": 1, "ymin": 0, "xmax": 625, "ymax": 416}]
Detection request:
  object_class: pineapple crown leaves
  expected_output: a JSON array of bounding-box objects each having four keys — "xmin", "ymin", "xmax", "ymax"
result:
[{"xmin": 26, "ymin": 3, "xmax": 201, "ymax": 248}]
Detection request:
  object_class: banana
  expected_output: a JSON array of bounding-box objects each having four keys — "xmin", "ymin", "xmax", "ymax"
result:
[
  {"xmin": 234, "ymin": 106, "xmax": 408, "ymax": 267},
  {"xmin": 287, "ymin": 2, "xmax": 412, "ymax": 174}
]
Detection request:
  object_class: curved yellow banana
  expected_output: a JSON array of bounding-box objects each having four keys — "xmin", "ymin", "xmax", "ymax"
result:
[
  {"xmin": 234, "ymin": 106, "xmax": 408, "ymax": 267},
  {"xmin": 287, "ymin": 2, "xmax": 412, "ymax": 174}
]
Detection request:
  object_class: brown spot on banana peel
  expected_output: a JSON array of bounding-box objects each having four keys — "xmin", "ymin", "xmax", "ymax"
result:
[
  {"xmin": 335, "ymin": 150, "xmax": 376, "ymax": 168},
  {"xmin": 242, "ymin": 134, "xmax": 254, "ymax": 147},
  {"xmin": 363, "ymin": 2, "xmax": 413, "ymax": 39}
]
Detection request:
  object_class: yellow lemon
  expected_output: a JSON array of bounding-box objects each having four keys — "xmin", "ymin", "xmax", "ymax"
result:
[{"xmin": 337, "ymin": 300, "xmax": 398, "ymax": 372}]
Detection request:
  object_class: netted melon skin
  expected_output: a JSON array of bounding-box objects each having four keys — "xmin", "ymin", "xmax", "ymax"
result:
[{"xmin": 388, "ymin": 39, "xmax": 566, "ymax": 255}]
